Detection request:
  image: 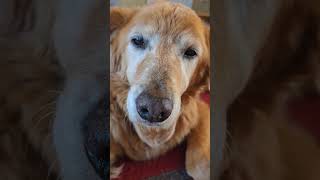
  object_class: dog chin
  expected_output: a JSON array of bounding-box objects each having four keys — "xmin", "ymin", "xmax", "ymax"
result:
[
  {"xmin": 126, "ymin": 85, "xmax": 181, "ymax": 147},
  {"xmin": 133, "ymin": 120, "xmax": 177, "ymax": 147}
]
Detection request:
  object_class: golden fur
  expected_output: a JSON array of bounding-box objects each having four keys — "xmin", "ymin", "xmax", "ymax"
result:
[
  {"xmin": 110, "ymin": 1, "xmax": 210, "ymax": 179},
  {"xmin": 0, "ymin": 1, "xmax": 108, "ymax": 179},
  {"xmin": 0, "ymin": 40, "xmax": 62, "ymax": 179},
  {"xmin": 218, "ymin": 0, "xmax": 320, "ymax": 179}
]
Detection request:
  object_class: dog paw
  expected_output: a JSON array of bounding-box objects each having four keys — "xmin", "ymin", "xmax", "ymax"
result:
[
  {"xmin": 186, "ymin": 150, "xmax": 210, "ymax": 180},
  {"xmin": 186, "ymin": 161, "xmax": 210, "ymax": 180},
  {"xmin": 110, "ymin": 164, "xmax": 124, "ymax": 179}
]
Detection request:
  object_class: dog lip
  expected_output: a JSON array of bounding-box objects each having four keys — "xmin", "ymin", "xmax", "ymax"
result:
[{"xmin": 137, "ymin": 118, "xmax": 164, "ymax": 126}]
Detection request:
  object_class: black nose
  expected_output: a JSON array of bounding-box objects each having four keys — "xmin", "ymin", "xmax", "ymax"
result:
[{"xmin": 136, "ymin": 92, "xmax": 173, "ymax": 123}]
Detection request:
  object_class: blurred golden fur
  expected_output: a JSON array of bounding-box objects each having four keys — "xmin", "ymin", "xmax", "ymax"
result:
[
  {"xmin": 219, "ymin": 0, "xmax": 320, "ymax": 179},
  {"xmin": 0, "ymin": 1, "xmax": 61, "ymax": 178},
  {"xmin": 0, "ymin": 41, "xmax": 62, "ymax": 179},
  {"xmin": 0, "ymin": 0, "xmax": 107, "ymax": 179}
]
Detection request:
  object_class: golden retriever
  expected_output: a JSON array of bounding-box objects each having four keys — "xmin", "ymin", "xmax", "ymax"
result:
[
  {"xmin": 110, "ymin": 1, "xmax": 210, "ymax": 179},
  {"xmin": 214, "ymin": 0, "xmax": 320, "ymax": 179}
]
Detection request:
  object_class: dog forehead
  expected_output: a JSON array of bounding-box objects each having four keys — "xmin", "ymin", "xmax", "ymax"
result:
[{"xmin": 130, "ymin": 2, "xmax": 203, "ymax": 38}]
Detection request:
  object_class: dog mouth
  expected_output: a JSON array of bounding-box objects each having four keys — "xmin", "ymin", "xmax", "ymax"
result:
[
  {"xmin": 83, "ymin": 95, "xmax": 109, "ymax": 179},
  {"xmin": 133, "ymin": 120, "xmax": 177, "ymax": 147}
]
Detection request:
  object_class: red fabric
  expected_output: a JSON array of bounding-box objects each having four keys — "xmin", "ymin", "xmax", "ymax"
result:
[
  {"xmin": 113, "ymin": 143, "xmax": 187, "ymax": 180},
  {"xmin": 112, "ymin": 92, "xmax": 210, "ymax": 180},
  {"xmin": 201, "ymin": 91, "xmax": 210, "ymax": 104}
]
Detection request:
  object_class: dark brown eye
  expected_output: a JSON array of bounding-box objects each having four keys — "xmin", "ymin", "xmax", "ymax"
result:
[
  {"xmin": 184, "ymin": 48, "xmax": 197, "ymax": 59},
  {"xmin": 131, "ymin": 36, "xmax": 146, "ymax": 49}
]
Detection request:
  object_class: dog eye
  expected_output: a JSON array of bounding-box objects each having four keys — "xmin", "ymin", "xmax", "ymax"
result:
[
  {"xmin": 184, "ymin": 48, "xmax": 197, "ymax": 59},
  {"xmin": 131, "ymin": 36, "xmax": 146, "ymax": 49}
]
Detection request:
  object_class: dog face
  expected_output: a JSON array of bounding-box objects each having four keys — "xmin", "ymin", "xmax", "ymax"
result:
[{"xmin": 111, "ymin": 2, "xmax": 209, "ymax": 147}]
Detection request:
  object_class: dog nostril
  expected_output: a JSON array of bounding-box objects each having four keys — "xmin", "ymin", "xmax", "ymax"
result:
[
  {"xmin": 159, "ymin": 112, "xmax": 165, "ymax": 119},
  {"xmin": 141, "ymin": 107, "xmax": 149, "ymax": 114},
  {"xmin": 140, "ymin": 107, "xmax": 149, "ymax": 119},
  {"xmin": 155, "ymin": 105, "xmax": 172, "ymax": 122}
]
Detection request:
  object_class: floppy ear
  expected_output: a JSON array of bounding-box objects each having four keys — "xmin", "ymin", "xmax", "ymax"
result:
[
  {"xmin": 204, "ymin": 24, "xmax": 210, "ymax": 91},
  {"xmin": 110, "ymin": 7, "xmax": 138, "ymax": 73},
  {"xmin": 198, "ymin": 24, "xmax": 210, "ymax": 92},
  {"xmin": 110, "ymin": 7, "xmax": 137, "ymax": 40},
  {"xmin": 188, "ymin": 25, "xmax": 210, "ymax": 94}
]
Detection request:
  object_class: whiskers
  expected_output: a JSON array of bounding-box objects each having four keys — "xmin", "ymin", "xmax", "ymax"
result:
[
  {"xmin": 224, "ymin": 129, "xmax": 233, "ymax": 156},
  {"xmin": 32, "ymin": 90, "xmax": 62, "ymax": 179},
  {"xmin": 31, "ymin": 90, "xmax": 61, "ymax": 130},
  {"xmin": 31, "ymin": 100, "xmax": 56, "ymax": 130}
]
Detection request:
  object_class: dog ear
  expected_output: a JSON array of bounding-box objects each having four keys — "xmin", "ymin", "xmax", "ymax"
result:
[
  {"xmin": 110, "ymin": 7, "xmax": 137, "ymax": 40},
  {"xmin": 204, "ymin": 25, "xmax": 210, "ymax": 91},
  {"xmin": 188, "ymin": 25, "xmax": 210, "ymax": 94},
  {"xmin": 200, "ymin": 24, "xmax": 210, "ymax": 92}
]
